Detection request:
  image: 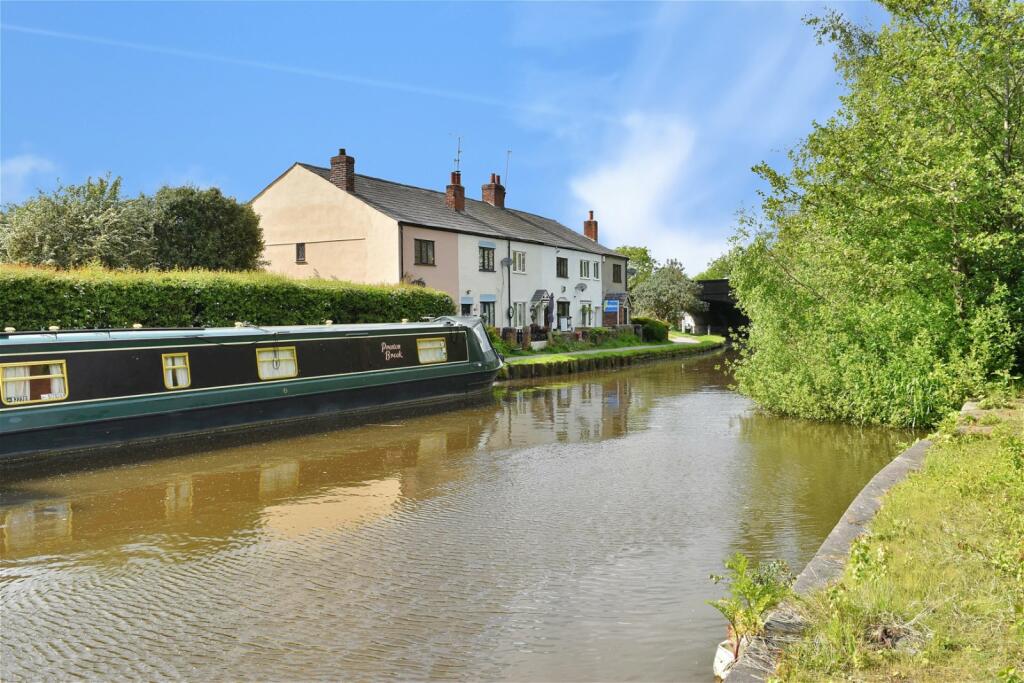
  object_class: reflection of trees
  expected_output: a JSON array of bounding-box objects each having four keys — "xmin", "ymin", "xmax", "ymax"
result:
[{"xmin": 727, "ymin": 410, "xmax": 918, "ymax": 566}]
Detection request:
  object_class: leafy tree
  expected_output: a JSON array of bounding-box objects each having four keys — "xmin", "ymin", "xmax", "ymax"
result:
[
  {"xmin": 730, "ymin": 0, "xmax": 1024, "ymax": 428},
  {"xmin": 696, "ymin": 245, "xmax": 744, "ymax": 281},
  {"xmin": 153, "ymin": 186, "xmax": 264, "ymax": 271},
  {"xmin": 631, "ymin": 259, "xmax": 706, "ymax": 323},
  {"xmin": 0, "ymin": 175, "xmax": 156, "ymax": 269},
  {"xmin": 615, "ymin": 245, "xmax": 657, "ymax": 288}
]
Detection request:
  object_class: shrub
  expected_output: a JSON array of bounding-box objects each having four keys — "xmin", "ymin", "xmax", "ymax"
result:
[
  {"xmin": 0, "ymin": 265, "xmax": 455, "ymax": 330},
  {"xmin": 632, "ymin": 316, "xmax": 669, "ymax": 342}
]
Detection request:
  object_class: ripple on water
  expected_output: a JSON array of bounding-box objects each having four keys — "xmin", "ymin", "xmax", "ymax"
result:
[{"xmin": 0, "ymin": 355, "xmax": 912, "ymax": 682}]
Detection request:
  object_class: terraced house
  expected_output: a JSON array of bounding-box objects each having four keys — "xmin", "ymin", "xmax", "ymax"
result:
[{"xmin": 252, "ymin": 148, "xmax": 630, "ymax": 330}]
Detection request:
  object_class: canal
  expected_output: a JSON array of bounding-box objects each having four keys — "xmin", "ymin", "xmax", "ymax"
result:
[{"xmin": 0, "ymin": 352, "xmax": 911, "ymax": 681}]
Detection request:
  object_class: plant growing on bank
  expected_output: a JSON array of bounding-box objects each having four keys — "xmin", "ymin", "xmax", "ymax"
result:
[
  {"xmin": 728, "ymin": 0, "xmax": 1024, "ymax": 428},
  {"xmin": 708, "ymin": 553, "xmax": 794, "ymax": 658}
]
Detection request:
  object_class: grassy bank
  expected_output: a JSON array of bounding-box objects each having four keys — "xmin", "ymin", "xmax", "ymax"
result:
[
  {"xmin": 775, "ymin": 397, "xmax": 1024, "ymax": 681},
  {"xmin": 497, "ymin": 336, "xmax": 724, "ymax": 380}
]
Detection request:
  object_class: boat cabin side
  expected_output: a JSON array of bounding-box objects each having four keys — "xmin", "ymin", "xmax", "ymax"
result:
[{"xmin": 0, "ymin": 317, "xmax": 499, "ymax": 413}]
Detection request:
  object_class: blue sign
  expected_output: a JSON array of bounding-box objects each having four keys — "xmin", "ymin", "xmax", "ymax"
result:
[{"xmin": 604, "ymin": 299, "xmax": 619, "ymax": 313}]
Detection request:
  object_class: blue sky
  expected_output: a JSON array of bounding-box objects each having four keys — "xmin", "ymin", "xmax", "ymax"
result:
[{"xmin": 1, "ymin": 1, "xmax": 886, "ymax": 272}]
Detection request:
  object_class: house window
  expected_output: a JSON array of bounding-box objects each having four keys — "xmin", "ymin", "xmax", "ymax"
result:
[
  {"xmin": 593, "ymin": 261, "xmax": 600, "ymax": 279},
  {"xmin": 480, "ymin": 301, "xmax": 495, "ymax": 326},
  {"xmin": 556, "ymin": 257, "xmax": 568, "ymax": 278},
  {"xmin": 256, "ymin": 346, "xmax": 298, "ymax": 380},
  {"xmin": 556, "ymin": 301, "xmax": 571, "ymax": 323},
  {"xmin": 295, "ymin": 243, "xmax": 306, "ymax": 264},
  {"xmin": 580, "ymin": 301, "xmax": 593, "ymax": 327},
  {"xmin": 162, "ymin": 352, "xmax": 191, "ymax": 390},
  {"xmin": 414, "ymin": 239, "xmax": 435, "ymax": 266},
  {"xmin": 479, "ymin": 246, "xmax": 495, "ymax": 272},
  {"xmin": 613, "ymin": 264, "xmax": 623, "ymax": 283},
  {"xmin": 513, "ymin": 302, "xmax": 527, "ymax": 328},
  {"xmin": 579, "ymin": 260, "xmax": 590, "ymax": 279},
  {"xmin": 0, "ymin": 360, "xmax": 68, "ymax": 406},
  {"xmin": 416, "ymin": 337, "xmax": 448, "ymax": 364},
  {"xmin": 512, "ymin": 250, "xmax": 526, "ymax": 273},
  {"xmin": 461, "ymin": 303, "xmax": 472, "ymax": 316}
]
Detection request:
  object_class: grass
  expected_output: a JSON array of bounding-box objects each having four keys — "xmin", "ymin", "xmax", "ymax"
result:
[
  {"xmin": 774, "ymin": 398, "xmax": 1024, "ymax": 682},
  {"xmin": 504, "ymin": 335, "xmax": 724, "ymax": 365}
]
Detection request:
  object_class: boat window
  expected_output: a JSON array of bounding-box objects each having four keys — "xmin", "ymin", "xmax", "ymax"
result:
[
  {"xmin": 417, "ymin": 337, "xmax": 448, "ymax": 364},
  {"xmin": 162, "ymin": 352, "xmax": 191, "ymax": 390},
  {"xmin": 1, "ymin": 360, "xmax": 68, "ymax": 406},
  {"xmin": 256, "ymin": 346, "xmax": 298, "ymax": 380}
]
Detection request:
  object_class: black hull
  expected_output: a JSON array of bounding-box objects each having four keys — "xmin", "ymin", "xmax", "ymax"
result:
[{"xmin": 1, "ymin": 370, "xmax": 498, "ymax": 467}]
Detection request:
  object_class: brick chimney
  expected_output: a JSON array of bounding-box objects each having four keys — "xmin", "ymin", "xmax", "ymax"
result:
[
  {"xmin": 330, "ymin": 148, "xmax": 355, "ymax": 192},
  {"xmin": 446, "ymin": 171, "xmax": 465, "ymax": 212},
  {"xmin": 583, "ymin": 210, "xmax": 598, "ymax": 242},
  {"xmin": 481, "ymin": 173, "xmax": 505, "ymax": 208}
]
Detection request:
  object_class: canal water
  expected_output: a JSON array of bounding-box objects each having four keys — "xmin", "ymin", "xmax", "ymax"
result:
[{"xmin": 0, "ymin": 353, "xmax": 912, "ymax": 681}]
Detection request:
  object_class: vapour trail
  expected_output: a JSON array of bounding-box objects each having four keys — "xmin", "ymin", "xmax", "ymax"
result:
[{"xmin": 2, "ymin": 23, "xmax": 583, "ymax": 121}]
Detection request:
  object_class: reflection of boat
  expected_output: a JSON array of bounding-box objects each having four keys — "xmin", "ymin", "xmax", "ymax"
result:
[{"xmin": 0, "ymin": 317, "xmax": 501, "ymax": 462}]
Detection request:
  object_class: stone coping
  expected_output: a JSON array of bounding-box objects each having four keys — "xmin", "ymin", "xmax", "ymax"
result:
[{"xmin": 727, "ymin": 437, "xmax": 934, "ymax": 681}]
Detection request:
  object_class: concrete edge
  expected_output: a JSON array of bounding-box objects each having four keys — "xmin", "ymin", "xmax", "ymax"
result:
[{"xmin": 726, "ymin": 437, "xmax": 934, "ymax": 682}]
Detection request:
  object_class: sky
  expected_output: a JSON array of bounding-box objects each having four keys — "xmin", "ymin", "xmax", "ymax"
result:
[{"xmin": 1, "ymin": 1, "xmax": 887, "ymax": 273}]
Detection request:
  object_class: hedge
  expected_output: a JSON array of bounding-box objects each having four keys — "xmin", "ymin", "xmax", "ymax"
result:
[
  {"xmin": 631, "ymin": 316, "xmax": 670, "ymax": 342},
  {"xmin": 0, "ymin": 266, "xmax": 456, "ymax": 330}
]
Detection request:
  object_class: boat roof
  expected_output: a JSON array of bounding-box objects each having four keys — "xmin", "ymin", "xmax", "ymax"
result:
[{"xmin": 0, "ymin": 318, "xmax": 479, "ymax": 347}]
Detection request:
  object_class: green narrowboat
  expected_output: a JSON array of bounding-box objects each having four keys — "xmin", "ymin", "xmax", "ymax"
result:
[{"xmin": 0, "ymin": 316, "xmax": 502, "ymax": 463}]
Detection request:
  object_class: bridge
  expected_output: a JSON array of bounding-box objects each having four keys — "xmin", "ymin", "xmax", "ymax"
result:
[{"xmin": 691, "ymin": 278, "xmax": 748, "ymax": 337}]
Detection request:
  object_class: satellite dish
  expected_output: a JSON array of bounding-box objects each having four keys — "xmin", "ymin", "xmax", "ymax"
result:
[
  {"xmin": 575, "ymin": 283, "xmax": 587, "ymax": 292},
  {"xmin": 500, "ymin": 257, "xmax": 512, "ymax": 267}
]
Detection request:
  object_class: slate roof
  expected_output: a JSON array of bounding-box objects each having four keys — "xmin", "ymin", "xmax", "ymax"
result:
[{"xmin": 297, "ymin": 163, "xmax": 623, "ymax": 258}]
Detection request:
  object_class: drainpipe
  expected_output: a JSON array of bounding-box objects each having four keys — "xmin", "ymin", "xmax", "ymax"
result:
[{"xmin": 507, "ymin": 241, "xmax": 512, "ymax": 327}]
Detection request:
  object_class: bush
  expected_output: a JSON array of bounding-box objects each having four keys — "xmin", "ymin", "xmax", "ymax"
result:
[
  {"xmin": 632, "ymin": 316, "xmax": 669, "ymax": 342},
  {"xmin": 0, "ymin": 265, "xmax": 455, "ymax": 330}
]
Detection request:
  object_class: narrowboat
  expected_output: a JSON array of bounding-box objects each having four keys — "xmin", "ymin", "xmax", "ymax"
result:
[{"xmin": 0, "ymin": 316, "xmax": 502, "ymax": 463}]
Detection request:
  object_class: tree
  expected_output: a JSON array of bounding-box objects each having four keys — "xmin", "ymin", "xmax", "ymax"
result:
[
  {"xmin": 631, "ymin": 259, "xmax": 706, "ymax": 323},
  {"xmin": 615, "ymin": 245, "xmax": 657, "ymax": 288},
  {"xmin": 730, "ymin": 0, "xmax": 1023, "ymax": 428},
  {"xmin": 153, "ymin": 186, "xmax": 264, "ymax": 271},
  {"xmin": 0, "ymin": 175, "xmax": 156, "ymax": 269},
  {"xmin": 696, "ymin": 245, "xmax": 744, "ymax": 281}
]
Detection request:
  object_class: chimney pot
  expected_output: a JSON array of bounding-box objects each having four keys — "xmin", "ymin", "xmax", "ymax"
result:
[
  {"xmin": 446, "ymin": 171, "xmax": 466, "ymax": 211},
  {"xmin": 482, "ymin": 171, "xmax": 506, "ymax": 209},
  {"xmin": 330, "ymin": 148, "xmax": 355, "ymax": 192}
]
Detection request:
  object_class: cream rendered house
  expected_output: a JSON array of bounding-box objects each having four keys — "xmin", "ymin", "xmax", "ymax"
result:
[{"xmin": 252, "ymin": 148, "xmax": 629, "ymax": 330}]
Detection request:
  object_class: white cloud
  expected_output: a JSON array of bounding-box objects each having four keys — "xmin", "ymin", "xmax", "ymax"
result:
[
  {"xmin": 569, "ymin": 113, "xmax": 726, "ymax": 274},
  {"xmin": 0, "ymin": 153, "xmax": 57, "ymax": 203}
]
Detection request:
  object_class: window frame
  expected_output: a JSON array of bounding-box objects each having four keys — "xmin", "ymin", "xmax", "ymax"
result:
[
  {"xmin": 613, "ymin": 263, "xmax": 623, "ymax": 283},
  {"xmin": 416, "ymin": 337, "xmax": 449, "ymax": 365},
  {"xmin": 0, "ymin": 359, "xmax": 69, "ymax": 407},
  {"xmin": 512, "ymin": 250, "xmax": 526, "ymax": 273},
  {"xmin": 414, "ymin": 239, "xmax": 436, "ymax": 266},
  {"xmin": 161, "ymin": 352, "xmax": 192, "ymax": 390},
  {"xmin": 479, "ymin": 301, "xmax": 496, "ymax": 326},
  {"xmin": 256, "ymin": 346, "xmax": 299, "ymax": 381},
  {"xmin": 556, "ymin": 256, "xmax": 568, "ymax": 279},
  {"xmin": 479, "ymin": 246, "xmax": 495, "ymax": 272},
  {"xmin": 295, "ymin": 243, "xmax": 307, "ymax": 264},
  {"xmin": 579, "ymin": 260, "xmax": 590, "ymax": 279},
  {"xmin": 512, "ymin": 301, "xmax": 527, "ymax": 328},
  {"xmin": 593, "ymin": 261, "xmax": 600, "ymax": 279}
]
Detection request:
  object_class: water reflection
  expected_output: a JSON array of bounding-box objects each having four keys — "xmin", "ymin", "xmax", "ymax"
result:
[{"xmin": 0, "ymin": 353, "xmax": 914, "ymax": 682}]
